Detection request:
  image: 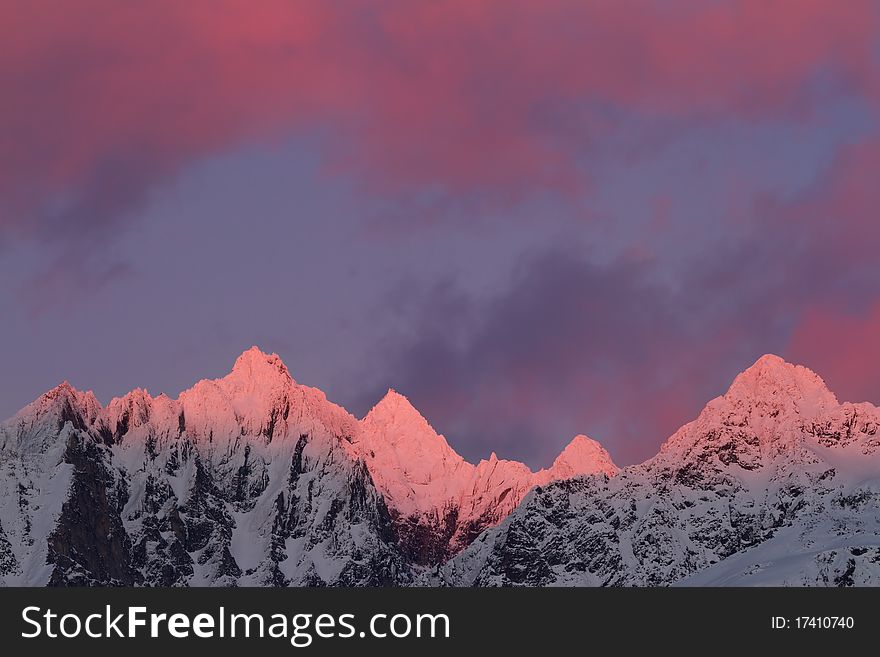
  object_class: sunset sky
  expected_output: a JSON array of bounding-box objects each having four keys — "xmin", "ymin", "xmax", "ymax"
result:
[{"xmin": 2, "ymin": 1, "xmax": 880, "ymax": 467}]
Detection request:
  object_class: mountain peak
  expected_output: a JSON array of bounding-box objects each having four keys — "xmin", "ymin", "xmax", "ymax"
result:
[
  {"xmin": 659, "ymin": 353, "xmax": 842, "ymax": 457},
  {"xmin": 46, "ymin": 380, "xmax": 76, "ymax": 398},
  {"xmin": 9, "ymin": 380, "xmax": 102, "ymax": 431},
  {"xmin": 358, "ymin": 389, "xmax": 470, "ymax": 521},
  {"xmin": 723, "ymin": 353, "xmax": 837, "ymax": 416},
  {"xmin": 105, "ymin": 388, "xmax": 155, "ymax": 432},
  {"xmin": 364, "ymin": 388, "xmax": 425, "ymax": 425},
  {"xmin": 227, "ymin": 346, "xmax": 293, "ymax": 386},
  {"xmin": 380, "ymin": 386, "xmax": 407, "ymax": 403},
  {"xmin": 734, "ymin": 353, "xmax": 818, "ymax": 384},
  {"xmin": 39, "ymin": 380, "xmax": 96, "ymax": 407},
  {"xmin": 119, "ymin": 387, "xmax": 152, "ymax": 402},
  {"xmin": 549, "ymin": 434, "xmax": 618, "ymax": 479}
]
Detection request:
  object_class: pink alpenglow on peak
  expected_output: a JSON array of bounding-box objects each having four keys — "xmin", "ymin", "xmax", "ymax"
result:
[
  {"xmin": 357, "ymin": 389, "xmax": 619, "ymax": 561},
  {"xmin": 1, "ymin": 347, "xmax": 620, "ymax": 564},
  {"xmin": 723, "ymin": 354, "xmax": 838, "ymax": 416},
  {"xmin": 177, "ymin": 347, "xmax": 357, "ymax": 446},
  {"xmin": 660, "ymin": 353, "xmax": 846, "ymax": 463},
  {"xmin": 543, "ymin": 434, "xmax": 619, "ymax": 482},
  {"xmin": 11, "ymin": 381, "xmax": 101, "ymax": 431},
  {"xmin": 228, "ymin": 346, "xmax": 293, "ymax": 385},
  {"xmin": 358, "ymin": 389, "xmax": 474, "ymax": 520}
]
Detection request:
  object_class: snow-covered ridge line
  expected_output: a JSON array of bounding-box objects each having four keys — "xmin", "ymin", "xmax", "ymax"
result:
[
  {"xmin": 1, "ymin": 346, "xmax": 618, "ymax": 568},
  {"xmin": 5, "ymin": 348, "xmax": 878, "ymax": 587},
  {"xmin": 435, "ymin": 353, "xmax": 880, "ymax": 586},
  {"xmin": 357, "ymin": 387, "xmax": 616, "ymax": 560}
]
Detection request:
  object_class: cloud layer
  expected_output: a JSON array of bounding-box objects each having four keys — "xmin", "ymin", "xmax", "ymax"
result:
[
  {"xmin": 3, "ymin": 1, "xmax": 880, "ymax": 465},
  {"xmin": 4, "ymin": 0, "xmax": 878, "ymax": 241}
]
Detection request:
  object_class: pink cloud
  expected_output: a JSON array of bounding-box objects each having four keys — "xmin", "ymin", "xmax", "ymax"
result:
[
  {"xmin": 2, "ymin": 0, "xmax": 878, "ymax": 238},
  {"xmin": 758, "ymin": 135, "xmax": 880, "ymax": 406},
  {"xmin": 789, "ymin": 304, "xmax": 880, "ymax": 404}
]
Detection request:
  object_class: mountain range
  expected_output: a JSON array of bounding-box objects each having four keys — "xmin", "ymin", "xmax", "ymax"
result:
[{"xmin": 0, "ymin": 348, "xmax": 877, "ymax": 586}]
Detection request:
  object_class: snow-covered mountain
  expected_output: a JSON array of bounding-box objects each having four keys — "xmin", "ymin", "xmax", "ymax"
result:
[
  {"xmin": 434, "ymin": 355, "xmax": 880, "ymax": 586},
  {"xmin": 0, "ymin": 349, "xmax": 409, "ymax": 586},
  {"xmin": 3, "ymin": 350, "xmax": 878, "ymax": 586},
  {"xmin": 0, "ymin": 347, "xmax": 615, "ymax": 585},
  {"xmin": 357, "ymin": 389, "xmax": 616, "ymax": 562}
]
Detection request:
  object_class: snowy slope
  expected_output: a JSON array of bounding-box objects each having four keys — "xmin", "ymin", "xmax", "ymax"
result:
[
  {"xmin": 3, "ymin": 350, "xmax": 878, "ymax": 586},
  {"xmin": 0, "ymin": 384, "xmax": 96, "ymax": 585},
  {"xmin": 435, "ymin": 355, "xmax": 880, "ymax": 586},
  {"xmin": 0, "ymin": 347, "xmax": 617, "ymax": 585},
  {"xmin": 0, "ymin": 349, "xmax": 408, "ymax": 586}
]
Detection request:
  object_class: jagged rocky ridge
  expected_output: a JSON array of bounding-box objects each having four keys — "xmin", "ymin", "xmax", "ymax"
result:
[
  {"xmin": 434, "ymin": 355, "xmax": 880, "ymax": 586},
  {"xmin": 0, "ymin": 352, "xmax": 409, "ymax": 586},
  {"xmin": 357, "ymin": 390, "xmax": 616, "ymax": 563},
  {"xmin": 0, "ymin": 348, "xmax": 614, "ymax": 586},
  {"xmin": 2, "ymin": 350, "xmax": 878, "ymax": 586}
]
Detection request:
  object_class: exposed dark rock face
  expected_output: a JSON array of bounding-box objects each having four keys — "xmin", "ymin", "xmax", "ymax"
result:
[
  {"xmin": 46, "ymin": 433, "xmax": 138, "ymax": 586},
  {"xmin": 390, "ymin": 507, "xmax": 460, "ymax": 566},
  {"xmin": 0, "ymin": 520, "xmax": 19, "ymax": 578}
]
